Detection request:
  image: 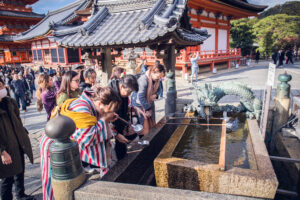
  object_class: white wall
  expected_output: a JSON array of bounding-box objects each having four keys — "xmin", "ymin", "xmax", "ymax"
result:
[
  {"xmin": 201, "ymin": 27, "xmax": 215, "ymax": 51},
  {"xmin": 218, "ymin": 29, "xmax": 227, "ymax": 50}
]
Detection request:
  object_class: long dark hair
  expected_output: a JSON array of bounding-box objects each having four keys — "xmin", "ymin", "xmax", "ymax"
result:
[
  {"xmin": 0, "ymin": 76, "xmax": 4, "ymax": 85},
  {"xmin": 57, "ymin": 70, "xmax": 78, "ymax": 99},
  {"xmin": 110, "ymin": 66, "xmax": 124, "ymax": 80}
]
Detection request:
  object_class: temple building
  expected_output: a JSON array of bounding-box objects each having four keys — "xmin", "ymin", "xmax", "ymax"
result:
[
  {"xmin": 0, "ymin": 0, "xmax": 44, "ymax": 64},
  {"xmin": 15, "ymin": 0, "xmax": 92, "ymax": 67},
  {"xmin": 15, "ymin": 0, "xmax": 266, "ymax": 74},
  {"xmin": 183, "ymin": 0, "xmax": 267, "ymax": 73}
]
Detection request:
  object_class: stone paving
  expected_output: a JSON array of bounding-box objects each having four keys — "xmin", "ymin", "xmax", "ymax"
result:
[{"xmin": 3, "ymin": 61, "xmax": 299, "ymax": 200}]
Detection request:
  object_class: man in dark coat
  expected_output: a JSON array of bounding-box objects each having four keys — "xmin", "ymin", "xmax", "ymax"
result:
[
  {"xmin": 11, "ymin": 73, "xmax": 27, "ymax": 111},
  {"xmin": 0, "ymin": 77, "xmax": 35, "ymax": 200},
  {"xmin": 255, "ymin": 50, "xmax": 260, "ymax": 63},
  {"xmin": 278, "ymin": 50, "xmax": 285, "ymax": 67},
  {"xmin": 109, "ymin": 75, "xmax": 139, "ymax": 160},
  {"xmin": 285, "ymin": 49, "xmax": 294, "ymax": 64},
  {"xmin": 272, "ymin": 51, "xmax": 279, "ymax": 65}
]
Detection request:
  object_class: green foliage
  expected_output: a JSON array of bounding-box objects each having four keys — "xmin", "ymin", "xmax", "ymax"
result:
[
  {"xmin": 253, "ymin": 14, "xmax": 300, "ymax": 56},
  {"xmin": 259, "ymin": 1, "xmax": 300, "ymax": 19},
  {"xmin": 230, "ymin": 18, "xmax": 256, "ymax": 56}
]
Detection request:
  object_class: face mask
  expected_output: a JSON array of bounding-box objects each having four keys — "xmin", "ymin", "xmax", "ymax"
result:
[{"xmin": 0, "ymin": 88, "xmax": 7, "ymax": 100}]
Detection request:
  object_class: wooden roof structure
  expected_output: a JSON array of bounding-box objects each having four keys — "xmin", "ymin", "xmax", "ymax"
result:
[{"xmin": 48, "ymin": 0, "xmax": 210, "ymax": 50}]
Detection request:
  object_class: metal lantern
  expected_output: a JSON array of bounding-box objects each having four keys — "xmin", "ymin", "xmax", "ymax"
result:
[{"xmin": 45, "ymin": 112, "xmax": 83, "ymax": 180}]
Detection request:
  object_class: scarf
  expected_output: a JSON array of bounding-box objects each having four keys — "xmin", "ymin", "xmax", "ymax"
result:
[{"xmin": 51, "ymin": 98, "xmax": 97, "ymax": 129}]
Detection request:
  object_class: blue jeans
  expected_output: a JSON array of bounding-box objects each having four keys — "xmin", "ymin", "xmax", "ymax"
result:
[
  {"xmin": 14, "ymin": 92, "xmax": 26, "ymax": 111},
  {"xmin": 191, "ymin": 67, "xmax": 199, "ymax": 83}
]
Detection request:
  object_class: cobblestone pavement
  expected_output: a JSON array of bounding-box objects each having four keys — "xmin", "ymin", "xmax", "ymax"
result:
[{"xmin": 5, "ymin": 61, "xmax": 300, "ymax": 199}]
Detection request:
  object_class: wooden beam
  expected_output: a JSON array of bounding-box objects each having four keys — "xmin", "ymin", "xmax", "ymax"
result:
[
  {"xmin": 219, "ymin": 120, "xmax": 226, "ymax": 171},
  {"xmin": 101, "ymin": 47, "xmax": 113, "ymax": 84},
  {"xmin": 188, "ymin": 0, "xmax": 259, "ymax": 19}
]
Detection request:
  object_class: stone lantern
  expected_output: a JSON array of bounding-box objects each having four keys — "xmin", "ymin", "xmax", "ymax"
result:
[{"xmin": 45, "ymin": 112, "xmax": 86, "ymax": 200}]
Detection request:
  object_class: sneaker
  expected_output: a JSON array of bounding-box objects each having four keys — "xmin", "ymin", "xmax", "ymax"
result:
[
  {"xmin": 84, "ymin": 165, "xmax": 95, "ymax": 174},
  {"xmin": 16, "ymin": 194, "xmax": 36, "ymax": 200}
]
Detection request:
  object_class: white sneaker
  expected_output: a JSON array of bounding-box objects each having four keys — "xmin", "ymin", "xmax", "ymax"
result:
[{"xmin": 84, "ymin": 166, "xmax": 95, "ymax": 174}]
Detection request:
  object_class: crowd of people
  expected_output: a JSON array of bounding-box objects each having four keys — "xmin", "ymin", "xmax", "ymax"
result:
[
  {"xmin": 0, "ymin": 60, "xmax": 165, "ymax": 200},
  {"xmin": 272, "ymin": 49, "xmax": 295, "ymax": 67}
]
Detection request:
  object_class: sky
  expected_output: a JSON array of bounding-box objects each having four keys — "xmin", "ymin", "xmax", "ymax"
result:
[{"xmin": 32, "ymin": 0, "xmax": 296, "ymax": 14}]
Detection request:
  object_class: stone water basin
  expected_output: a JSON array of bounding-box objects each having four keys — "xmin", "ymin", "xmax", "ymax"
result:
[{"xmin": 154, "ymin": 112, "xmax": 278, "ymax": 199}]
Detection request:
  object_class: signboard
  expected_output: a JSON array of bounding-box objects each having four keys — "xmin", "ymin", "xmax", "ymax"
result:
[
  {"xmin": 267, "ymin": 63, "xmax": 276, "ymax": 87},
  {"xmin": 260, "ymin": 63, "xmax": 276, "ymax": 140}
]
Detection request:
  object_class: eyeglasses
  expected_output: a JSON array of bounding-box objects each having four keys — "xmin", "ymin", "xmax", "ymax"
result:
[
  {"xmin": 88, "ymin": 76, "xmax": 97, "ymax": 80},
  {"xmin": 72, "ymin": 79, "xmax": 80, "ymax": 83}
]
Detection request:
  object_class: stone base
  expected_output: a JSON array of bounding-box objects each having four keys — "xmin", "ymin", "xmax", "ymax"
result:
[
  {"xmin": 154, "ymin": 114, "xmax": 278, "ymax": 199},
  {"xmin": 275, "ymin": 133, "xmax": 300, "ymax": 185},
  {"xmin": 52, "ymin": 172, "xmax": 86, "ymax": 200}
]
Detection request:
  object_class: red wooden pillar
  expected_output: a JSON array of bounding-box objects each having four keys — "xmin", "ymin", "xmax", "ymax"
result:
[
  {"xmin": 238, "ymin": 48, "xmax": 241, "ymax": 65},
  {"xmin": 64, "ymin": 48, "xmax": 69, "ymax": 65},
  {"xmin": 41, "ymin": 48, "xmax": 45, "ymax": 65},
  {"xmin": 227, "ymin": 59, "xmax": 231, "ymax": 69},
  {"xmin": 210, "ymin": 61, "xmax": 215, "ymax": 72},
  {"xmin": 215, "ymin": 18, "xmax": 219, "ymax": 52},
  {"xmin": 182, "ymin": 49, "xmax": 188, "ymax": 78},
  {"xmin": 78, "ymin": 48, "xmax": 82, "ymax": 63}
]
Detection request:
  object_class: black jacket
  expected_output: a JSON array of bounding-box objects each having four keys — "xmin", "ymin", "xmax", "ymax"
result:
[
  {"xmin": 79, "ymin": 82, "xmax": 92, "ymax": 93},
  {"xmin": 0, "ymin": 97, "xmax": 33, "ymax": 178},
  {"xmin": 109, "ymin": 80, "xmax": 129, "ymax": 135}
]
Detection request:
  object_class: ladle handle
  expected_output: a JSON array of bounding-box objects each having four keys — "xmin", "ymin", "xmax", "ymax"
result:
[{"xmin": 117, "ymin": 116, "xmax": 131, "ymax": 126}]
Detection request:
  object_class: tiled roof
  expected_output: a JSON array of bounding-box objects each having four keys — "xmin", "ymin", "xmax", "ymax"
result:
[
  {"xmin": 0, "ymin": 10, "xmax": 44, "ymax": 19},
  {"xmin": 14, "ymin": 0, "xmax": 92, "ymax": 41},
  {"xmin": 218, "ymin": 0, "xmax": 267, "ymax": 12},
  {"xmin": 50, "ymin": 0, "xmax": 209, "ymax": 48}
]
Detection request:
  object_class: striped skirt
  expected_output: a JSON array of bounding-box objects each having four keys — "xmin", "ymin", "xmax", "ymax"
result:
[{"xmin": 40, "ymin": 134, "xmax": 55, "ymax": 200}]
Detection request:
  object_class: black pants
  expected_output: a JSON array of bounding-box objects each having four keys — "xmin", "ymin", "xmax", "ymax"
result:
[
  {"xmin": 115, "ymin": 134, "xmax": 137, "ymax": 160},
  {"xmin": 286, "ymin": 57, "xmax": 293, "ymax": 64},
  {"xmin": 0, "ymin": 152, "xmax": 25, "ymax": 200}
]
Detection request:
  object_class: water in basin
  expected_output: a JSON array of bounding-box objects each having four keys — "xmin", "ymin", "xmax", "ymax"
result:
[{"xmin": 172, "ymin": 113, "xmax": 257, "ymax": 169}]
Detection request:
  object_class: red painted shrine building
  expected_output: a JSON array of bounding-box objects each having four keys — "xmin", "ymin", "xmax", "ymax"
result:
[
  {"xmin": 15, "ymin": 0, "xmax": 92, "ymax": 67},
  {"xmin": 15, "ymin": 0, "xmax": 266, "ymax": 72},
  {"xmin": 0, "ymin": 0, "xmax": 44, "ymax": 64}
]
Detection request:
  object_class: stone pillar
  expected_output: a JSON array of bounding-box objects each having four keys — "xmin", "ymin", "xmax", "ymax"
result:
[
  {"xmin": 52, "ymin": 173, "xmax": 86, "ymax": 200},
  {"xmin": 100, "ymin": 47, "xmax": 112, "ymax": 86},
  {"xmin": 45, "ymin": 112, "xmax": 86, "ymax": 200},
  {"xmin": 164, "ymin": 45, "xmax": 177, "ymax": 116},
  {"xmin": 270, "ymin": 72, "xmax": 292, "ymax": 152}
]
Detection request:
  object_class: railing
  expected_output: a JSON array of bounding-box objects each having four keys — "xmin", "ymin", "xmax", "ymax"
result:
[
  {"xmin": 137, "ymin": 48, "xmax": 241, "ymax": 64},
  {"xmin": 115, "ymin": 48, "xmax": 241, "ymax": 68}
]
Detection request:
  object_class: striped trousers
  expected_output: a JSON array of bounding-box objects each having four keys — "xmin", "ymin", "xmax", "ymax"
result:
[{"xmin": 40, "ymin": 134, "xmax": 55, "ymax": 200}]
